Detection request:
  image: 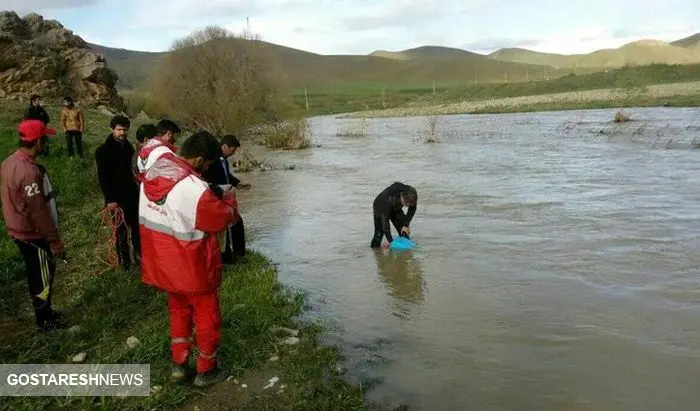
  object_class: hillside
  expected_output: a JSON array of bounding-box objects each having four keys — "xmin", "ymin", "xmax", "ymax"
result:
[
  {"xmin": 369, "ymin": 45, "xmax": 481, "ymax": 60},
  {"xmin": 95, "ymin": 31, "xmax": 700, "ymax": 94},
  {"xmin": 302, "ymin": 62, "xmax": 700, "ymax": 116},
  {"xmin": 488, "ymin": 36, "xmax": 700, "ymax": 69},
  {"xmin": 671, "ymin": 33, "xmax": 700, "ymax": 48},
  {"xmin": 91, "ymin": 40, "xmax": 560, "ymax": 92},
  {"xmin": 87, "ymin": 43, "xmax": 163, "ymax": 90}
]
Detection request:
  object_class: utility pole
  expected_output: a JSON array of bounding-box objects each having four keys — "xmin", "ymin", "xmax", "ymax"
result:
[
  {"xmin": 304, "ymin": 86, "xmax": 309, "ymax": 110},
  {"xmin": 432, "ymin": 77, "xmax": 436, "ymax": 97}
]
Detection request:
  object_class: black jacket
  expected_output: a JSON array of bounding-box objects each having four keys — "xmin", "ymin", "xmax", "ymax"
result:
[
  {"xmin": 95, "ymin": 135, "xmax": 139, "ymax": 207},
  {"xmin": 373, "ymin": 182, "xmax": 417, "ymax": 240},
  {"xmin": 24, "ymin": 105, "xmax": 50, "ymax": 125},
  {"xmin": 201, "ymin": 156, "xmax": 241, "ymax": 187}
]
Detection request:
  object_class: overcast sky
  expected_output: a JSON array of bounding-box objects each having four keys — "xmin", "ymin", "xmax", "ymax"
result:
[{"xmin": 3, "ymin": 0, "xmax": 699, "ymax": 55}]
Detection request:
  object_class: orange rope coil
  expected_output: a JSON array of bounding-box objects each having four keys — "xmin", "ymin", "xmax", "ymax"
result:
[{"xmin": 97, "ymin": 207, "xmax": 126, "ymax": 269}]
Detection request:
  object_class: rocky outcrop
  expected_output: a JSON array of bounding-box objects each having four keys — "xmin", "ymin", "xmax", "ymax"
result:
[{"xmin": 0, "ymin": 11, "xmax": 124, "ymax": 110}]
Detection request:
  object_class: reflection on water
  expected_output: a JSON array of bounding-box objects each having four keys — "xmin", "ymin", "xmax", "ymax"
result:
[
  {"xmin": 373, "ymin": 249, "xmax": 426, "ymax": 317},
  {"xmin": 237, "ymin": 107, "xmax": 700, "ymax": 411}
]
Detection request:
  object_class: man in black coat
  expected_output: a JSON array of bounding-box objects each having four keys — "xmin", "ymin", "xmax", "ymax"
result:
[
  {"xmin": 24, "ymin": 94, "xmax": 52, "ymax": 155},
  {"xmin": 371, "ymin": 182, "xmax": 418, "ymax": 248},
  {"xmin": 95, "ymin": 115, "xmax": 141, "ymax": 269},
  {"xmin": 24, "ymin": 94, "xmax": 51, "ymax": 125},
  {"xmin": 201, "ymin": 134, "xmax": 250, "ymax": 264}
]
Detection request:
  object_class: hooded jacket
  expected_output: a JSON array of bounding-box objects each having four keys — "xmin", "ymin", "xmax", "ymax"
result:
[
  {"xmin": 135, "ymin": 137, "xmax": 177, "ymax": 177},
  {"xmin": 138, "ymin": 153, "xmax": 239, "ymax": 294}
]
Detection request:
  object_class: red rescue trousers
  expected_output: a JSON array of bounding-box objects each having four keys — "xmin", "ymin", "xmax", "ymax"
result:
[{"xmin": 167, "ymin": 291, "xmax": 221, "ymax": 373}]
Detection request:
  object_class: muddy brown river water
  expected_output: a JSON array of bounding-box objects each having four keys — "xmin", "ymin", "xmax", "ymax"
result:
[{"xmin": 236, "ymin": 107, "xmax": 700, "ymax": 411}]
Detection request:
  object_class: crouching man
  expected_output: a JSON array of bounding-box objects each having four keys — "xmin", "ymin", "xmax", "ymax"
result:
[
  {"xmin": 138, "ymin": 131, "xmax": 239, "ymax": 387},
  {"xmin": 371, "ymin": 182, "xmax": 418, "ymax": 248}
]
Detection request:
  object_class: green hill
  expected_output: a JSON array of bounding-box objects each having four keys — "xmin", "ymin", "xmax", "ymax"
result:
[
  {"xmin": 87, "ymin": 43, "xmax": 164, "ymax": 90},
  {"xmin": 90, "ymin": 40, "xmax": 566, "ymax": 92},
  {"xmin": 489, "ymin": 36, "xmax": 700, "ymax": 69},
  {"xmin": 369, "ymin": 45, "xmax": 483, "ymax": 60},
  {"xmin": 671, "ymin": 33, "xmax": 700, "ymax": 48},
  {"xmin": 90, "ymin": 31, "xmax": 700, "ymax": 93}
]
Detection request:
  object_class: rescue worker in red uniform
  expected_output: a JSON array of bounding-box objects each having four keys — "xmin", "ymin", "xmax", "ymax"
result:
[{"xmin": 138, "ymin": 131, "xmax": 238, "ymax": 387}]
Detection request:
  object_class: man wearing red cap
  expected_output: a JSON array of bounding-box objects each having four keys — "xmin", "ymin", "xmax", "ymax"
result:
[{"xmin": 1, "ymin": 120, "xmax": 66, "ymax": 331}]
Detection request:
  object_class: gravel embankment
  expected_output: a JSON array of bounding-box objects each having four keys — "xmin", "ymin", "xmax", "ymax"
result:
[{"xmin": 348, "ymin": 81, "xmax": 700, "ymax": 118}]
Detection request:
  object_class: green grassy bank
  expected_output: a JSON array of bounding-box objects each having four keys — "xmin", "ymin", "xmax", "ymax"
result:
[
  {"xmin": 0, "ymin": 100, "xmax": 367, "ymax": 410},
  {"xmin": 291, "ymin": 64, "xmax": 700, "ymax": 116}
]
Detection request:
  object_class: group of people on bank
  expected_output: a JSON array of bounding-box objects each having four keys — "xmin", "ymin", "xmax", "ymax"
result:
[
  {"xmin": 1, "ymin": 96, "xmax": 251, "ymax": 387},
  {"xmin": 1, "ymin": 95, "xmax": 419, "ymax": 389}
]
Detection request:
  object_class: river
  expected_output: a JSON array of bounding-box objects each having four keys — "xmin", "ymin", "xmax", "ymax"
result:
[{"xmin": 236, "ymin": 107, "xmax": 700, "ymax": 411}]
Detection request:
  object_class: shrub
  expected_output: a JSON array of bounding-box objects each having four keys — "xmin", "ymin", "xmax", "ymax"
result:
[
  {"xmin": 416, "ymin": 113, "xmax": 440, "ymax": 143},
  {"xmin": 121, "ymin": 90, "xmax": 147, "ymax": 118},
  {"xmin": 614, "ymin": 110, "xmax": 630, "ymax": 123},
  {"xmin": 336, "ymin": 113, "xmax": 368, "ymax": 137},
  {"xmin": 148, "ymin": 25, "xmax": 287, "ymax": 136},
  {"xmin": 262, "ymin": 117, "xmax": 312, "ymax": 149}
]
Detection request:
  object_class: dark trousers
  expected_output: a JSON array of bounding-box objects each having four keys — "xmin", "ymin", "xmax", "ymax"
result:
[
  {"xmin": 222, "ymin": 217, "xmax": 245, "ymax": 264},
  {"xmin": 65, "ymin": 130, "xmax": 83, "ymax": 157},
  {"xmin": 115, "ymin": 205, "xmax": 141, "ymax": 268},
  {"xmin": 14, "ymin": 239, "xmax": 56, "ymax": 327},
  {"xmin": 371, "ymin": 211, "xmax": 407, "ymax": 248}
]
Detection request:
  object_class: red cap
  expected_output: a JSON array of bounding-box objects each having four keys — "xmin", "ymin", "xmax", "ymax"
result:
[{"xmin": 18, "ymin": 120, "xmax": 56, "ymax": 142}]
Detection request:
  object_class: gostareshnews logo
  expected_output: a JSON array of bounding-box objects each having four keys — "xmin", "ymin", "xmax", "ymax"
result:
[{"xmin": 0, "ymin": 364, "xmax": 150, "ymax": 396}]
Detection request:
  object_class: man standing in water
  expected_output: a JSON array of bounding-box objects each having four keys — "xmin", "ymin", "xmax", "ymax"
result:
[{"xmin": 370, "ymin": 182, "xmax": 418, "ymax": 248}]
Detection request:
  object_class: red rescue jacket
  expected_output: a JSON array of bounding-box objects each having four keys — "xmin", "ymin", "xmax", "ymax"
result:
[{"xmin": 139, "ymin": 153, "xmax": 238, "ymax": 294}]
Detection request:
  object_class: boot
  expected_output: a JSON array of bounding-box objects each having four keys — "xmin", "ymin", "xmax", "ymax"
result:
[
  {"xmin": 193, "ymin": 368, "xmax": 227, "ymax": 388},
  {"xmin": 171, "ymin": 362, "xmax": 191, "ymax": 382}
]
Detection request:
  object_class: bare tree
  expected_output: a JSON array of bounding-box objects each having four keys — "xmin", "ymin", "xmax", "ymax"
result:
[
  {"xmin": 148, "ymin": 25, "xmax": 286, "ymax": 136},
  {"xmin": 424, "ymin": 113, "xmax": 440, "ymax": 143}
]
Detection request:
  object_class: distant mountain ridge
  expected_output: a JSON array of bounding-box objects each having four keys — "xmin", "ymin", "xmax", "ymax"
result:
[
  {"xmin": 487, "ymin": 37, "xmax": 700, "ymax": 68},
  {"xmin": 85, "ymin": 31, "xmax": 700, "ymax": 90},
  {"xmin": 671, "ymin": 33, "xmax": 700, "ymax": 48},
  {"xmin": 90, "ymin": 41, "xmax": 554, "ymax": 91}
]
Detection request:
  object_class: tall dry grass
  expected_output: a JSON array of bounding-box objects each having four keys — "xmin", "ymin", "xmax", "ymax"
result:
[
  {"xmin": 337, "ymin": 112, "xmax": 368, "ymax": 137},
  {"xmin": 261, "ymin": 117, "xmax": 313, "ymax": 149}
]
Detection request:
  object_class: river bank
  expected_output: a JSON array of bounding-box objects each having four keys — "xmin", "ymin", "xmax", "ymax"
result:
[
  {"xmin": 0, "ymin": 100, "xmax": 368, "ymax": 410},
  {"xmin": 344, "ymin": 81, "xmax": 700, "ymax": 119}
]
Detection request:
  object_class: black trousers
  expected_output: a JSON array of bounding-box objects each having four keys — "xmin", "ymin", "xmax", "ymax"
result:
[
  {"xmin": 65, "ymin": 130, "xmax": 83, "ymax": 157},
  {"xmin": 14, "ymin": 239, "xmax": 56, "ymax": 327},
  {"xmin": 222, "ymin": 217, "xmax": 246, "ymax": 264},
  {"xmin": 115, "ymin": 204, "xmax": 141, "ymax": 268},
  {"xmin": 371, "ymin": 211, "xmax": 407, "ymax": 248}
]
